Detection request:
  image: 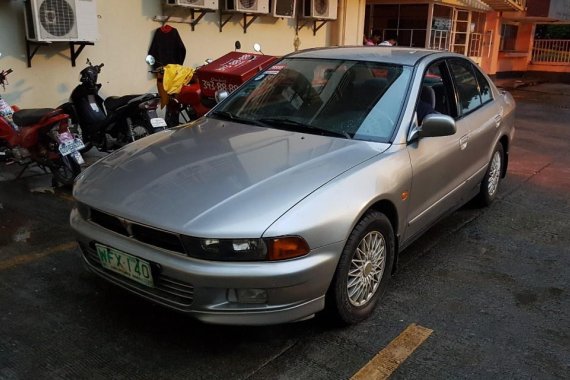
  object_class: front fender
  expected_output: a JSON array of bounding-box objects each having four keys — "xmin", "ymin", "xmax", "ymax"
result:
[{"xmin": 263, "ymin": 146, "xmax": 412, "ymax": 251}]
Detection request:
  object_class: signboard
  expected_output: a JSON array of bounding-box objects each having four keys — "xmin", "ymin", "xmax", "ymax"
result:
[{"xmin": 433, "ymin": 17, "xmax": 452, "ymax": 31}]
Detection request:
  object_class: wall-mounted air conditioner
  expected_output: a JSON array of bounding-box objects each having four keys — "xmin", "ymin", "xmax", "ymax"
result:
[
  {"xmin": 272, "ymin": 0, "xmax": 296, "ymax": 18},
  {"xmin": 225, "ymin": 0, "xmax": 270, "ymax": 14},
  {"xmin": 166, "ymin": 0, "xmax": 219, "ymax": 10},
  {"xmin": 303, "ymin": 0, "xmax": 337, "ymax": 20},
  {"xmin": 24, "ymin": 0, "xmax": 99, "ymax": 42}
]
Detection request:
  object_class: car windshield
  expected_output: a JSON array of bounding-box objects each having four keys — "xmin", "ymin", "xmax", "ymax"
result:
[{"xmin": 212, "ymin": 58, "xmax": 412, "ymax": 143}]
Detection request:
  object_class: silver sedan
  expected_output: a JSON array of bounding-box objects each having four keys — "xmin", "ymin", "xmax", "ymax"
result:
[{"xmin": 70, "ymin": 47, "xmax": 515, "ymax": 325}]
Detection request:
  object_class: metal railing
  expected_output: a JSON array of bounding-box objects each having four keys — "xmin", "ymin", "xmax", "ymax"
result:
[
  {"xmin": 382, "ymin": 28, "xmax": 427, "ymax": 47},
  {"xmin": 532, "ymin": 39, "xmax": 570, "ymax": 64}
]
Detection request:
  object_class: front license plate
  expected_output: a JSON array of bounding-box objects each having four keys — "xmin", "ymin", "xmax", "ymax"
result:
[{"xmin": 95, "ymin": 244, "xmax": 154, "ymax": 288}]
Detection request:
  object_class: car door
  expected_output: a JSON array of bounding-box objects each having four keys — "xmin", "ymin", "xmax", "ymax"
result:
[
  {"xmin": 447, "ymin": 59, "xmax": 502, "ymax": 188},
  {"xmin": 404, "ymin": 59, "xmax": 470, "ymax": 241}
]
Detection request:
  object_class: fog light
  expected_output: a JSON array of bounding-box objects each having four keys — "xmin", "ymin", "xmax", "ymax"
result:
[{"xmin": 236, "ymin": 288, "xmax": 267, "ymax": 304}]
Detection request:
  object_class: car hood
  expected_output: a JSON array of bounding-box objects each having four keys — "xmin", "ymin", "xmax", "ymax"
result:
[{"xmin": 74, "ymin": 118, "xmax": 388, "ymax": 237}]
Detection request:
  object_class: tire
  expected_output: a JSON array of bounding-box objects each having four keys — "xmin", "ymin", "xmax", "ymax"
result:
[
  {"xmin": 116, "ymin": 121, "xmax": 153, "ymax": 147},
  {"xmin": 327, "ymin": 211, "xmax": 395, "ymax": 325},
  {"xmin": 165, "ymin": 105, "xmax": 197, "ymax": 127},
  {"xmin": 49, "ymin": 155, "xmax": 81, "ymax": 187},
  {"xmin": 477, "ymin": 142, "xmax": 504, "ymax": 207}
]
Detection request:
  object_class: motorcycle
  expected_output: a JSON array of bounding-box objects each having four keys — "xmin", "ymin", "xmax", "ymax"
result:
[
  {"xmin": 0, "ymin": 62, "xmax": 84, "ymax": 187},
  {"xmin": 60, "ymin": 59, "xmax": 166, "ymax": 153},
  {"xmin": 147, "ymin": 42, "xmax": 278, "ymax": 127}
]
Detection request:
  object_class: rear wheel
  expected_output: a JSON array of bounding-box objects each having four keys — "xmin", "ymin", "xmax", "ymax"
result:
[
  {"xmin": 49, "ymin": 155, "xmax": 81, "ymax": 187},
  {"xmin": 116, "ymin": 121, "xmax": 153, "ymax": 147},
  {"xmin": 165, "ymin": 105, "xmax": 196, "ymax": 127},
  {"xmin": 327, "ymin": 211, "xmax": 395, "ymax": 325},
  {"xmin": 477, "ymin": 142, "xmax": 504, "ymax": 206}
]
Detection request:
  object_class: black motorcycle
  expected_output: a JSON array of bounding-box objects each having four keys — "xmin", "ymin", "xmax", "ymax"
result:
[{"xmin": 60, "ymin": 59, "xmax": 166, "ymax": 152}]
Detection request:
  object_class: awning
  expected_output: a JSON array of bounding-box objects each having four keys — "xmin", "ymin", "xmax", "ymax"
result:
[
  {"xmin": 481, "ymin": 0, "xmax": 526, "ymax": 12},
  {"xmin": 459, "ymin": 0, "xmax": 491, "ymax": 11}
]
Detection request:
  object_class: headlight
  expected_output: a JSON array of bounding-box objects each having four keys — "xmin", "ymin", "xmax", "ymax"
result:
[{"xmin": 180, "ymin": 236, "xmax": 310, "ymax": 261}]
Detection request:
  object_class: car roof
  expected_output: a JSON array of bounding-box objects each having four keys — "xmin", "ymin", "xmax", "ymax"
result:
[{"xmin": 287, "ymin": 46, "xmax": 458, "ymax": 66}]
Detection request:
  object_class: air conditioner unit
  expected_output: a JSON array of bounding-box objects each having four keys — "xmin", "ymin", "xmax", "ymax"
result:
[
  {"xmin": 303, "ymin": 0, "xmax": 337, "ymax": 20},
  {"xmin": 24, "ymin": 0, "xmax": 99, "ymax": 42},
  {"xmin": 272, "ymin": 0, "xmax": 296, "ymax": 18},
  {"xmin": 166, "ymin": 0, "xmax": 219, "ymax": 10},
  {"xmin": 225, "ymin": 0, "xmax": 269, "ymax": 14}
]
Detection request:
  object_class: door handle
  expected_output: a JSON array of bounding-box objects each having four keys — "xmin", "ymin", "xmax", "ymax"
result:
[
  {"xmin": 493, "ymin": 114, "xmax": 502, "ymax": 128},
  {"xmin": 459, "ymin": 135, "xmax": 469, "ymax": 150}
]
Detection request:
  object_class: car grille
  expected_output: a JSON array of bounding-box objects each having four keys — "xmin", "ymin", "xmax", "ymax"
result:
[
  {"xmin": 89, "ymin": 208, "xmax": 186, "ymax": 254},
  {"xmin": 79, "ymin": 241, "xmax": 195, "ymax": 309}
]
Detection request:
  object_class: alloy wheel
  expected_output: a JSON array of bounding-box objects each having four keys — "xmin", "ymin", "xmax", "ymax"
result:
[{"xmin": 347, "ymin": 231, "xmax": 386, "ymax": 307}]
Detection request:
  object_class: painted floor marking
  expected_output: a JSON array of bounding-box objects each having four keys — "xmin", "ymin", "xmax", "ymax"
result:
[
  {"xmin": 351, "ymin": 323, "xmax": 433, "ymax": 380},
  {"xmin": 0, "ymin": 242, "xmax": 77, "ymax": 271}
]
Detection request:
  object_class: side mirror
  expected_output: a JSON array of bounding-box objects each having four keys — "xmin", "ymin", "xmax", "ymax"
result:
[
  {"xmin": 215, "ymin": 90, "xmax": 229, "ymax": 104},
  {"xmin": 146, "ymin": 55, "xmax": 156, "ymax": 66},
  {"xmin": 419, "ymin": 114, "xmax": 456, "ymax": 138},
  {"xmin": 253, "ymin": 43, "xmax": 262, "ymax": 54},
  {"xmin": 235, "ymin": 41, "xmax": 241, "ymax": 51}
]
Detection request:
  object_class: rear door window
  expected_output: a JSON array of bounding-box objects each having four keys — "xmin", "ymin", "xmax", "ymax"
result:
[
  {"xmin": 474, "ymin": 67, "xmax": 493, "ymax": 104},
  {"xmin": 448, "ymin": 60, "xmax": 483, "ymax": 116}
]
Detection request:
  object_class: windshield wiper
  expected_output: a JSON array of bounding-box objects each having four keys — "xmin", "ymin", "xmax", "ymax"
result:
[
  {"xmin": 211, "ymin": 111, "xmax": 269, "ymax": 128},
  {"xmin": 258, "ymin": 117, "xmax": 352, "ymax": 139}
]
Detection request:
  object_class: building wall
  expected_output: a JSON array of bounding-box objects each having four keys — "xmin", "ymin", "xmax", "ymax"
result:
[
  {"xmin": 496, "ymin": 23, "xmax": 534, "ymax": 73},
  {"xmin": 0, "ymin": 0, "xmax": 331, "ymax": 108}
]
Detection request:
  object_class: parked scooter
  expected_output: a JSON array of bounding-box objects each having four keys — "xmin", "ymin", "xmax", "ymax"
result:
[
  {"xmin": 147, "ymin": 42, "xmax": 278, "ymax": 127},
  {"xmin": 0, "ymin": 61, "xmax": 84, "ymax": 186},
  {"xmin": 60, "ymin": 59, "xmax": 166, "ymax": 152}
]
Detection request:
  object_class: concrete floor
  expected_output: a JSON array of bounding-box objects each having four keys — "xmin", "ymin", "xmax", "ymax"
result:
[{"xmin": 0, "ymin": 84, "xmax": 569, "ymax": 379}]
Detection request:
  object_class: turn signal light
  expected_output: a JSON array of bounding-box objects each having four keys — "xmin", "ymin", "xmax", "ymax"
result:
[{"xmin": 267, "ymin": 237, "xmax": 310, "ymax": 261}]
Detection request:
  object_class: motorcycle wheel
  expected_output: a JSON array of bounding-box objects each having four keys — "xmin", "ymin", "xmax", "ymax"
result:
[
  {"xmin": 49, "ymin": 155, "xmax": 81, "ymax": 187},
  {"xmin": 165, "ymin": 105, "xmax": 197, "ymax": 127},
  {"xmin": 116, "ymin": 120, "xmax": 153, "ymax": 147}
]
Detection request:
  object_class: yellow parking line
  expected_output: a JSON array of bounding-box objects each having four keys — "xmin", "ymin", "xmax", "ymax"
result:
[
  {"xmin": 0, "ymin": 242, "xmax": 77, "ymax": 271},
  {"xmin": 351, "ymin": 323, "xmax": 433, "ymax": 380}
]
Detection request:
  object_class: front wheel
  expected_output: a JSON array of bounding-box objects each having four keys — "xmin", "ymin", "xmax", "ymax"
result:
[
  {"xmin": 327, "ymin": 211, "xmax": 395, "ymax": 325},
  {"xmin": 165, "ymin": 105, "xmax": 197, "ymax": 127},
  {"xmin": 477, "ymin": 142, "xmax": 504, "ymax": 206},
  {"xmin": 49, "ymin": 155, "xmax": 81, "ymax": 187}
]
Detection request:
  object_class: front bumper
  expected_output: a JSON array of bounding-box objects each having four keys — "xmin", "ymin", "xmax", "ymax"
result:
[{"xmin": 70, "ymin": 208, "xmax": 342, "ymax": 325}]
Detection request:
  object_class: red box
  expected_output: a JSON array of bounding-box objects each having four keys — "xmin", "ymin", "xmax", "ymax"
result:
[{"xmin": 196, "ymin": 52, "xmax": 278, "ymax": 98}]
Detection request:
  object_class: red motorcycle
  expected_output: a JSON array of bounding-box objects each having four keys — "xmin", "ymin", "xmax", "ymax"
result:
[
  {"xmin": 0, "ymin": 66, "xmax": 84, "ymax": 186},
  {"xmin": 148, "ymin": 42, "xmax": 278, "ymax": 127}
]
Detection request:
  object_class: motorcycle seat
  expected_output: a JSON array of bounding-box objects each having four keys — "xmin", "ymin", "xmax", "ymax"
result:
[
  {"xmin": 13, "ymin": 108, "xmax": 63, "ymax": 127},
  {"xmin": 104, "ymin": 95, "xmax": 143, "ymax": 112}
]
